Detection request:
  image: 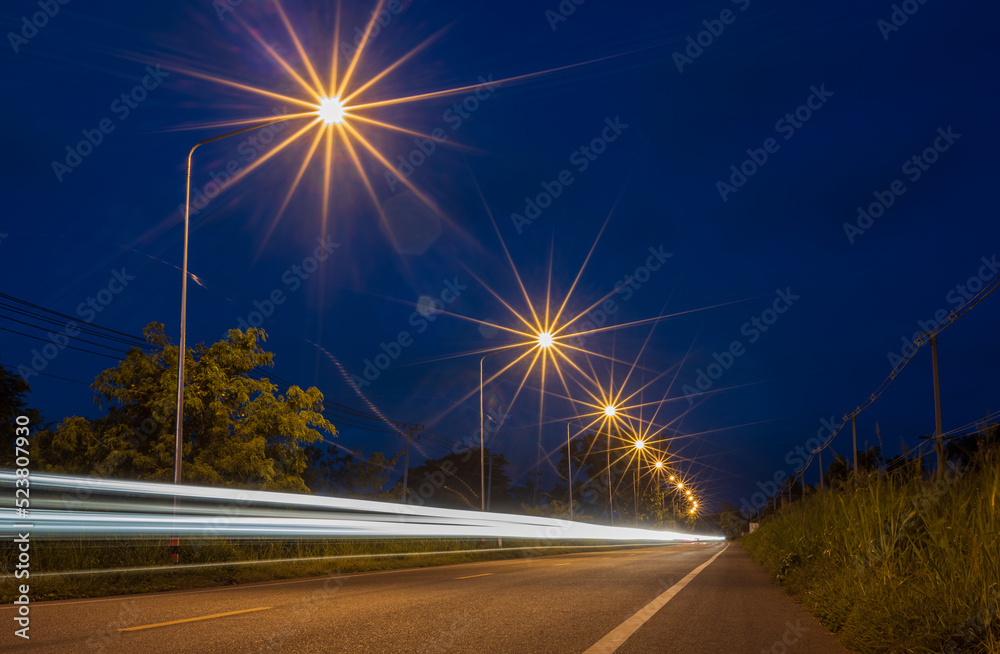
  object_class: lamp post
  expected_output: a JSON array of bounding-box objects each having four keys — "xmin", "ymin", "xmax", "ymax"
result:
[
  {"xmin": 603, "ymin": 404, "xmax": 617, "ymax": 525},
  {"xmin": 172, "ymin": 115, "xmax": 290, "ymax": 563},
  {"xmin": 565, "ymin": 422, "xmax": 576, "ymax": 520},
  {"xmin": 479, "ymin": 351, "xmax": 501, "ymax": 512},
  {"xmin": 632, "ymin": 439, "xmax": 645, "ymax": 525},
  {"xmin": 478, "ymin": 333, "xmax": 554, "ymax": 511}
]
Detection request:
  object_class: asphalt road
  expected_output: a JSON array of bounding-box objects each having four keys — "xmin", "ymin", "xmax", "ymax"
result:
[{"xmin": 2, "ymin": 543, "xmax": 850, "ymax": 653}]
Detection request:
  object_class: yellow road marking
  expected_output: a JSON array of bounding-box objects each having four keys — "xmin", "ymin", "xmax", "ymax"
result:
[
  {"xmin": 455, "ymin": 573, "xmax": 494, "ymax": 580},
  {"xmin": 552, "ymin": 563, "xmax": 572, "ymax": 566},
  {"xmin": 116, "ymin": 607, "xmax": 272, "ymax": 632}
]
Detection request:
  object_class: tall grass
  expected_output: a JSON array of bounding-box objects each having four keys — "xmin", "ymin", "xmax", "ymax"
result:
[{"xmin": 743, "ymin": 447, "xmax": 1000, "ymax": 653}]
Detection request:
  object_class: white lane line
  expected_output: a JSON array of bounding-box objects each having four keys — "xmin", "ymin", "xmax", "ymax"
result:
[{"xmin": 582, "ymin": 543, "xmax": 729, "ymax": 654}]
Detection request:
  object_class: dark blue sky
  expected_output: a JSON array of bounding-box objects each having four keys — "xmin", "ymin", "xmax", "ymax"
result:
[{"xmin": 2, "ymin": 0, "xmax": 998, "ymax": 510}]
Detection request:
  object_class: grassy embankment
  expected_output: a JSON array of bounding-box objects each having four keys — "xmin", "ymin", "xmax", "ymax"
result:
[
  {"xmin": 742, "ymin": 448, "xmax": 1000, "ymax": 653},
  {"xmin": 1, "ymin": 536, "xmax": 655, "ymax": 602}
]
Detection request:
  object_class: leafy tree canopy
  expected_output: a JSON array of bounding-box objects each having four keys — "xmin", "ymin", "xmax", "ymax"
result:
[
  {"xmin": 35, "ymin": 323, "xmax": 335, "ymax": 493},
  {"xmin": 0, "ymin": 360, "xmax": 42, "ymax": 467}
]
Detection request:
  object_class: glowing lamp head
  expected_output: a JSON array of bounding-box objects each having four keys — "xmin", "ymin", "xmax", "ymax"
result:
[
  {"xmin": 634, "ymin": 440, "xmax": 646, "ymax": 451},
  {"xmin": 677, "ymin": 482, "xmax": 683, "ymax": 489},
  {"xmin": 604, "ymin": 405, "xmax": 617, "ymax": 417},
  {"xmin": 669, "ymin": 475, "xmax": 675, "ymax": 481},
  {"xmin": 537, "ymin": 331, "xmax": 554, "ymax": 349},
  {"xmin": 317, "ymin": 96, "xmax": 345, "ymax": 125},
  {"xmin": 655, "ymin": 461, "xmax": 664, "ymax": 469}
]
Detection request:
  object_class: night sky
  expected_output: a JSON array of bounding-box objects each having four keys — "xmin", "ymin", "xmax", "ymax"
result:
[{"xmin": 3, "ymin": 0, "xmax": 998, "ymax": 511}]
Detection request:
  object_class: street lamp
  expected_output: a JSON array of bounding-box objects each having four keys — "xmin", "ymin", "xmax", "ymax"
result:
[
  {"xmin": 479, "ymin": 350, "xmax": 505, "ymax": 511},
  {"xmin": 478, "ymin": 329, "xmax": 556, "ymax": 512},
  {"xmin": 632, "ymin": 439, "xmax": 645, "ymax": 524},
  {"xmin": 602, "ymin": 404, "xmax": 616, "ymax": 525},
  {"xmin": 172, "ymin": 115, "xmax": 291, "ymax": 564}
]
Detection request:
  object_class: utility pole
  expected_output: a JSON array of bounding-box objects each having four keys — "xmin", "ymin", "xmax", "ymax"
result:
[
  {"xmin": 818, "ymin": 448, "xmax": 824, "ymax": 491},
  {"xmin": 486, "ymin": 454, "xmax": 495, "ymax": 512},
  {"xmin": 395, "ymin": 422, "xmax": 424, "ymax": 503},
  {"xmin": 607, "ymin": 431, "xmax": 614, "ymax": 526},
  {"xmin": 851, "ymin": 412, "xmax": 858, "ymax": 476},
  {"xmin": 530, "ymin": 470, "xmax": 543, "ymax": 507},
  {"xmin": 634, "ymin": 465, "xmax": 639, "ymax": 524},
  {"xmin": 930, "ymin": 334, "xmax": 944, "ymax": 481}
]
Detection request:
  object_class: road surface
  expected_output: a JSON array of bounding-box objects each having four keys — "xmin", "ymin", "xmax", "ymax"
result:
[{"xmin": 2, "ymin": 543, "xmax": 849, "ymax": 653}]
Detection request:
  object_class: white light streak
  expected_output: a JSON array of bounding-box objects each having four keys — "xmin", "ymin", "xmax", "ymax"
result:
[{"xmin": 0, "ymin": 472, "xmax": 723, "ymax": 543}]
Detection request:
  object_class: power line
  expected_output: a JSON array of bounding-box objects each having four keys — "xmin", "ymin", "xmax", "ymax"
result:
[{"xmin": 793, "ymin": 273, "xmax": 1000, "ymax": 483}]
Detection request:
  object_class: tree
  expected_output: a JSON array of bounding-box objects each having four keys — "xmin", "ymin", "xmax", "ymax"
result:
[
  {"xmin": 554, "ymin": 430, "xmax": 653, "ymax": 522},
  {"xmin": 0, "ymin": 361, "xmax": 42, "ymax": 467},
  {"xmin": 35, "ymin": 323, "xmax": 335, "ymax": 492},
  {"xmin": 339, "ymin": 447, "xmax": 403, "ymax": 498},
  {"xmin": 406, "ymin": 447, "xmax": 511, "ymax": 510}
]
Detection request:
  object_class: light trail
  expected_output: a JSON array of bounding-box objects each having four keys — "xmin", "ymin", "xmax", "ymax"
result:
[{"xmin": 0, "ymin": 472, "xmax": 722, "ymax": 543}]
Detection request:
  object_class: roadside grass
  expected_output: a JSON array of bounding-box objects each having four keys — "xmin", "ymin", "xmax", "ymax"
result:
[
  {"xmin": 742, "ymin": 447, "xmax": 1000, "ymax": 653},
  {"xmin": 1, "ymin": 537, "xmax": 657, "ymax": 602}
]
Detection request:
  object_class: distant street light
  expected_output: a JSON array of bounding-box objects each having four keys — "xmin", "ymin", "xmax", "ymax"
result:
[
  {"xmin": 603, "ymin": 404, "xmax": 616, "ymax": 525},
  {"xmin": 630, "ymin": 439, "xmax": 646, "ymax": 523},
  {"xmin": 564, "ymin": 421, "xmax": 590, "ymax": 520},
  {"xmin": 479, "ymin": 350, "xmax": 504, "ymax": 511}
]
